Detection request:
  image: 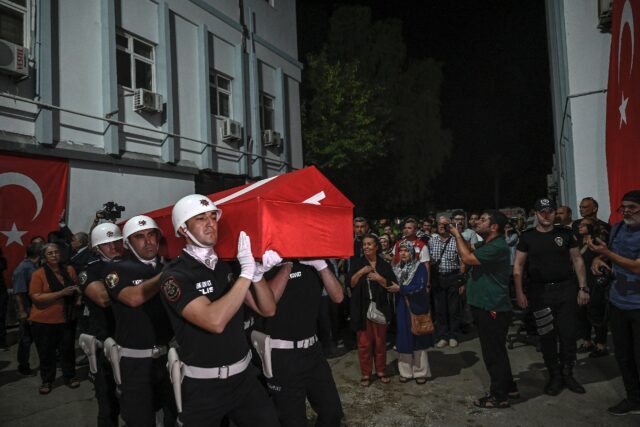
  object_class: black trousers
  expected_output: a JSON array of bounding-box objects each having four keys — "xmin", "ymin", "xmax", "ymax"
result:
[
  {"xmin": 0, "ymin": 289, "xmax": 7, "ymax": 346},
  {"xmin": 577, "ymin": 283, "xmax": 609, "ymax": 345},
  {"xmin": 267, "ymin": 344, "xmax": 343, "ymax": 427},
  {"xmin": 529, "ymin": 282, "xmax": 578, "ymax": 367},
  {"xmin": 94, "ymin": 351, "xmax": 120, "ymax": 427},
  {"xmin": 433, "ymin": 283, "xmax": 460, "ymax": 340},
  {"xmin": 180, "ymin": 366, "xmax": 279, "ymax": 427},
  {"xmin": 31, "ymin": 321, "xmax": 76, "ymax": 383},
  {"xmin": 17, "ymin": 318, "xmax": 33, "ymax": 371},
  {"xmin": 471, "ymin": 307, "xmax": 515, "ymax": 401},
  {"xmin": 119, "ymin": 356, "xmax": 176, "ymax": 427},
  {"xmin": 610, "ymin": 304, "xmax": 640, "ymax": 402}
]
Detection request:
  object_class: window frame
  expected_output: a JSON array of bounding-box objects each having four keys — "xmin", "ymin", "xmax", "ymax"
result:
[
  {"xmin": 115, "ymin": 30, "xmax": 156, "ymax": 92},
  {"xmin": 209, "ymin": 70, "xmax": 233, "ymax": 119},
  {"xmin": 0, "ymin": 0, "xmax": 30, "ymax": 48},
  {"xmin": 259, "ymin": 92, "xmax": 275, "ymax": 132}
]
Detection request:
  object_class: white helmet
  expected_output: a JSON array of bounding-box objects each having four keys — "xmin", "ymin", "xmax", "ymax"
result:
[
  {"xmin": 91, "ymin": 223, "xmax": 123, "ymax": 248},
  {"xmin": 172, "ymin": 194, "xmax": 221, "ymax": 237},
  {"xmin": 123, "ymin": 215, "xmax": 161, "ymax": 249}
]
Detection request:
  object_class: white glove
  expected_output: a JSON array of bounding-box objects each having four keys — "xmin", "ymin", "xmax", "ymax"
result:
[
  {"xmin": 252, "ymin": 250, "xmax": 283, "ymax": 282},
  {"xmin": 300, "ymin": 259, "xmax": 328, "ymax": 272},
  {"xmin": 237, "ymin": 231, "xmax": 256, "ymax": 280}
]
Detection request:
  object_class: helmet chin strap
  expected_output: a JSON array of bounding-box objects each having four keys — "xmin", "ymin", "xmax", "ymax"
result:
[
  {"xmin": 180, "ymin": 226, "xmax": 218, "ymax": 270},
  {"xmin": 126, "ymin": 239, "xmax": 158, "ymax": 269}
]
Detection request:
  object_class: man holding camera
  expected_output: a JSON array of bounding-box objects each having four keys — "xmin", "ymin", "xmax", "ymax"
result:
[
  {"xmin": 429, "ymin": 216, "xmax": 464, "ymax": 348},
  {"xmin": 514, "ymin": 198, "xmax": 589, "ymax": 396},
  {"xmin": 590, "ymin": 190, "xmax": 640, "ymax": 416},
  {"xmin": 449, "ymin": 210, "xmax": 517, "ymax": 408}
]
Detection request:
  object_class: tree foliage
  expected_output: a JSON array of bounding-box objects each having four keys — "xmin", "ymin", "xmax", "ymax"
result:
[{"xmin": 301, "ymin": 5, "xmax": 453, "ymax": 215}]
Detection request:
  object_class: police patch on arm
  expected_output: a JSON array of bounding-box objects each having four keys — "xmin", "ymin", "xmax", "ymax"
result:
[
  {"xmin": 162, "ymin": 277, "xmax": 182, "ymax": 302},
  {"xmin": 105, "ymin": 272, "xmax": 119, "ymax": 289}
]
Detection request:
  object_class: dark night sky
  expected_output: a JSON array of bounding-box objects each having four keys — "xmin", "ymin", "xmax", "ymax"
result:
[{"xmin": 296, "ymin": 0, "xmax": 555, "ymax": 212}]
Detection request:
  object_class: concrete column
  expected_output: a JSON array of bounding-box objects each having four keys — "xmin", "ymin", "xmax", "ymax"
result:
[
  {"xmin": 157, "ymin": 0, "xmax": 177, "ymax": 164},
  {"xmin": 234, "ymin": 44, "xmax": 247, "ymax": 176},
  {"xmin": 35, "ymin": 0, "xmax": 53, "ymax": 145},
  {"xmin": 99, "ymin": 0, "xmax": 119, "ymax": 155},
  {"xmin": 198, "ymin": 24, "xmax": 215, "ymax": 171}
]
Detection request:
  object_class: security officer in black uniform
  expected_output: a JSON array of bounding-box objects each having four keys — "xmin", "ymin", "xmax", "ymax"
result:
[
  {"xmin": 79, "ymin": 222, "xmax": 123, "ymax": 427},
  {"xmin": 159, "ymin": 194, "xmax": 280, "ymax": 426},
  {"xmin": 260, "ymin": 259, "xmax": 344, "ymax": 427},
  {"xmin": 514, "ymin": 198, "xmax": 590, "ymax": 396},
  {"xmin": 104, "ymin": 215, "xmax": 176, "ymax": 426}
]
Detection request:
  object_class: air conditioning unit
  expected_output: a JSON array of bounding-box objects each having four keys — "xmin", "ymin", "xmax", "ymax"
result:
[
  {"xmin": 222, "ymin": 118, "xmax": 242, "ymax": 142},
  {"xmin": 0, "ymin": 39, "xmax": 29, "ymax": 77},
  {"xmin": 263, "ymin": 129, "xmax": 282, "ymax": 148},
  {"xmin": 133, "ymin": 88, "xmax": 163, "ymax": 113}
]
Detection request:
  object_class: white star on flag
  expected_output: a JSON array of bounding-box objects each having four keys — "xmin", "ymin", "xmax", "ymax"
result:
[
  {"xmin": 619, "ymin": 92, "xmax": 629, "ymax": 128},
  {"xmin": 1, "ymin": 223, "xmax": 27, "ymax": 246}
]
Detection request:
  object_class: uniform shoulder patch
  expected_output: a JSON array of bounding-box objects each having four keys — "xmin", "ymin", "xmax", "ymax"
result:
[
  {"xmin": 79, "ymin": 271, "xmax": 88, "ymax": 286},
  {"xmin": 554, "ymin": 236, "xmax": 564, "ymax": 247},
  {"xmin": 105, "ymin": 272, "xmax": 119, "ymax": 289},
  {"xmin": 162, "ymin": 277, "xmax": 182, "ymax": 302}
]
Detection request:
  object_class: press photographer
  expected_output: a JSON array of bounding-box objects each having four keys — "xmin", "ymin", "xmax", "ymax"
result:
[{"xmin": 589, "ymin": 189, "xmax": 640, "ymax": 416}]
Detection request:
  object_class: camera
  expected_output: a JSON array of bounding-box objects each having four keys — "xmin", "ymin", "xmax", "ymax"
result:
[
  {"xmin": 97, "ymin": 201, "xmax": 126, "ymax": 222},
  {"xmin": 595, "ymin": 265, "xmax": 613, "ymax": 286}
]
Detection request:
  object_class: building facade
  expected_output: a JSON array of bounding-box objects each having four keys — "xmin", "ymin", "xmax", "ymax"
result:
[
  {"xmin": 0, "ymin": 0, "xmax": 303, "ymax": 232},
  {"xmin": 545, "ymin": 0, "xmax": 612, "ymax": 219}
]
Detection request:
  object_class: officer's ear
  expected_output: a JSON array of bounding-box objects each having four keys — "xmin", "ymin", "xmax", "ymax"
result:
[{"xmin": 177, "ymin": 226, "xmax": 188, "ymax": 238}]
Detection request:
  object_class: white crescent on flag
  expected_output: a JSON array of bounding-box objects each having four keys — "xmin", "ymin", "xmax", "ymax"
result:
[{"xmin": 0, "ymin": 172, "xmax": 44, "ymax": 220}]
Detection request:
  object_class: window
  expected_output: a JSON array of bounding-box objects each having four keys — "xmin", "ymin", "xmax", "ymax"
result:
[
  {"xmin": 116, "ymin": 31, "xmax": 155, "ymax": 91},
  {"xmin": 0, "ymin": 0, "xmax": 28, "ymax": 46},
  {"xmin": 209, "ymin": 71, "xmax": 232, "ymax": 118},
  {"xmin": 259, "ymin": 93, "xmax": 275, "ymax": 131}
]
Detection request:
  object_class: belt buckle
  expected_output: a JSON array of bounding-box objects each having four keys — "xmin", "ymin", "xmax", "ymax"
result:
[{"xmin": 218, "ymin": 365, "xmax": 229, "ymax": 379}]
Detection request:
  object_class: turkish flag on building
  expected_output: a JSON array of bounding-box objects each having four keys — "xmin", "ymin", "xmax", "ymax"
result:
[
  {"xmin": 606, "ymin": 0, "xmax": 640, "ymax": 222},
  {"xmin": 0, "ymin": 154, "xmax": 68, "ymax": 287}
]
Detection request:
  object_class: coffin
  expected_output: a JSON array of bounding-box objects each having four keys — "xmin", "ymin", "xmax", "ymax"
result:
[{"xmin": 144, "ymin": 166, "xmax": 354, "ymax": 260}]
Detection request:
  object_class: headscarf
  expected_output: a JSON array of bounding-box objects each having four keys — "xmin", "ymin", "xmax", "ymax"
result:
[{"xmin": 393, "ymin": 240, "xmax": 419, "ymax": 286}]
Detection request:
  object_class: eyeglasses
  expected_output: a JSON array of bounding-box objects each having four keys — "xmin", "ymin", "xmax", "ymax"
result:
[
  {"xmin": 45, "ymin": 250, "xmax": 60, "ymax": 256},
  {"xmin": 617, "ymin": 204, "xmax": 640, "ymax": 214}
]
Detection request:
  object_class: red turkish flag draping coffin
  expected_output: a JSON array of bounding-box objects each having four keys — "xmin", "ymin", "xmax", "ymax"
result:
[
  {"xmin": 147, "ymin": 166, "xmax": 354, "ymax": 260},
  {"xmin": 0, "ymin": 154, "xmax": 68, "ymax": 286},
  {"xmin": 606, "ymin": 0, "xmax": 640, "ymax": 223}
]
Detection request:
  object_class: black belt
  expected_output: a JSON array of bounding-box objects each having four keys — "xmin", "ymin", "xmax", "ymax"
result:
[
  {"xmin": 438, "ymin": 271, "xmax": 457, "ymax": 277},
  {"xmin": 536, "ymin": 279, "xmax": 571, "ymax": 286}
]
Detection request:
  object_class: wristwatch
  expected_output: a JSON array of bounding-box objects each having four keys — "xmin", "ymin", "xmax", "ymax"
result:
[{"xmin": 579, "ymin": 287, "xmax": 590, "ymax": 294}]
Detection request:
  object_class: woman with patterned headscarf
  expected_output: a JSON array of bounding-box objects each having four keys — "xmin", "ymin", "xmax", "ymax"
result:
[{"xmin": 389, "ymin": 240, "xmax": 433, "ymax": 384}]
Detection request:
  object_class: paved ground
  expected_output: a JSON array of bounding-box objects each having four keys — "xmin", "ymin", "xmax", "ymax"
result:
[{"xmin": 0, "ymin": 324, "xmax": 637, "ymax": 427}]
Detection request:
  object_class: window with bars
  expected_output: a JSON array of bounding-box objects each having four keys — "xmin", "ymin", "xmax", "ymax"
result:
[{"xmin": 116, "ymin": 31, "xmax": 155, "ymax": 91}]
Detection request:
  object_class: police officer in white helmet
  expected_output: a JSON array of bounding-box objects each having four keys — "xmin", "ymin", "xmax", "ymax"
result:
[
  {"xmin": 103, "ymin": 215, "xmax": 176, "ymax": 426},
  {"xmin": 79, "ymin": 222, "xmax": 124, "ymax": 426},
  {"xmin": 159, "ymin": 194, "xmax": 280, "ymax": 426}
]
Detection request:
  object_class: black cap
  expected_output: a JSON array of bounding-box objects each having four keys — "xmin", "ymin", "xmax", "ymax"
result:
[
  {"xmin": 622, "ymin": 190, "xmax": 640, "ymax": 204},
  {"xmin": 534, "ymin": 198, "xmax": 556, "ymax": 211}
]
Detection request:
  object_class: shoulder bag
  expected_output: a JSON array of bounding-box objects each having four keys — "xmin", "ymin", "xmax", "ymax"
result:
[
  {"xmin": 404, "ymin": 296, "xmax": 434, "ymax": 335},
  {"xmin": 366, "ymin": 279, "xmax": 386, "ymax": 324}
]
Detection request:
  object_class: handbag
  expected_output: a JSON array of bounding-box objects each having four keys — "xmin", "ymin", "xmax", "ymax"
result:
[
  {"xmin": 404, "ymin": 296, "xmax": 434, "ymax": 335},
  {"xmin": 366, "ymin": 280, "xmax": 386, "ymax": 324}
]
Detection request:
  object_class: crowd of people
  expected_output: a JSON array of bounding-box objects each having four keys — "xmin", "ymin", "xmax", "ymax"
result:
[{"xmin": 2, "ymin": 188, "xmax": 640, "ymax": 424}]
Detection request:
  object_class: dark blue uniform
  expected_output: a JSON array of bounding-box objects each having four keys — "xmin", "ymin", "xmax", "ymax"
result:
[
  {"xmin": 160, "ymin": 251, "xmax": 279, "ymax": 427},
  {"xmin": 260, "ymin": 262, "xmax": 343, "ymax": 427},
  {"xmin": 105, "ymin": 254, "xmax": 175, "ymax": 426}
]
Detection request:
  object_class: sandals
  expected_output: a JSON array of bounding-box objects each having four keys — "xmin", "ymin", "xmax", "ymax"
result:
[
  {"xmin": 415, "ymin": 378, "xmax": 427, "ymax": 385},
  {"xmin": 64, "ymin": 377, "xmax": 81, "ymax": 389},
  {"xmin": 360, "ymin": 377, "xmax": 371, "ymax": 387},
  {"xmin": 39, "ymin": 382, "xmax": 52, "ymax": 395},
  {"xmin": 474, "ymin": 395, "xmax": 510, "ymax": 409},
  {"xmin": 399, "ymin": 376, "xmax": 411, "ymax": 383},
  {"xmin": 577, "ymin": 343, "xmax": 595, "ymax": 354},
  {"xmin": 377, "ymin": 375, "xmax": 391, "ymax": 384}
]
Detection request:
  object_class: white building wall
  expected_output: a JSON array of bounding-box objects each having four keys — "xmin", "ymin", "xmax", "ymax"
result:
[
  {"xmin": 547, "ymin": 0, "xmax": 612, "ymax": 219},
  {"xmin": 68, "ymin": 160, "xmax": 194, "ymax": 232}
]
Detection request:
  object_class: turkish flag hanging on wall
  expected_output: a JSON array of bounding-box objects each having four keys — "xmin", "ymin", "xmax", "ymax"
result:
[
  {"xmin": 0, "ymin": 154, "xmax": 68, "ymax": 287},
  {"xmin": 606, "ymin": 0, "xmax": 640, "ymax": 222}
]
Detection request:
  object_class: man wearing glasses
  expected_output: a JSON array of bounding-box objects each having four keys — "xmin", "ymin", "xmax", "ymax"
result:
[
  {"xmin": 590, "ymin": 190, "xmax": 640, "ymax": 416},
  {"xmin": 513, "ymin": 198, "xmax": 589, "ymax": 396}
]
